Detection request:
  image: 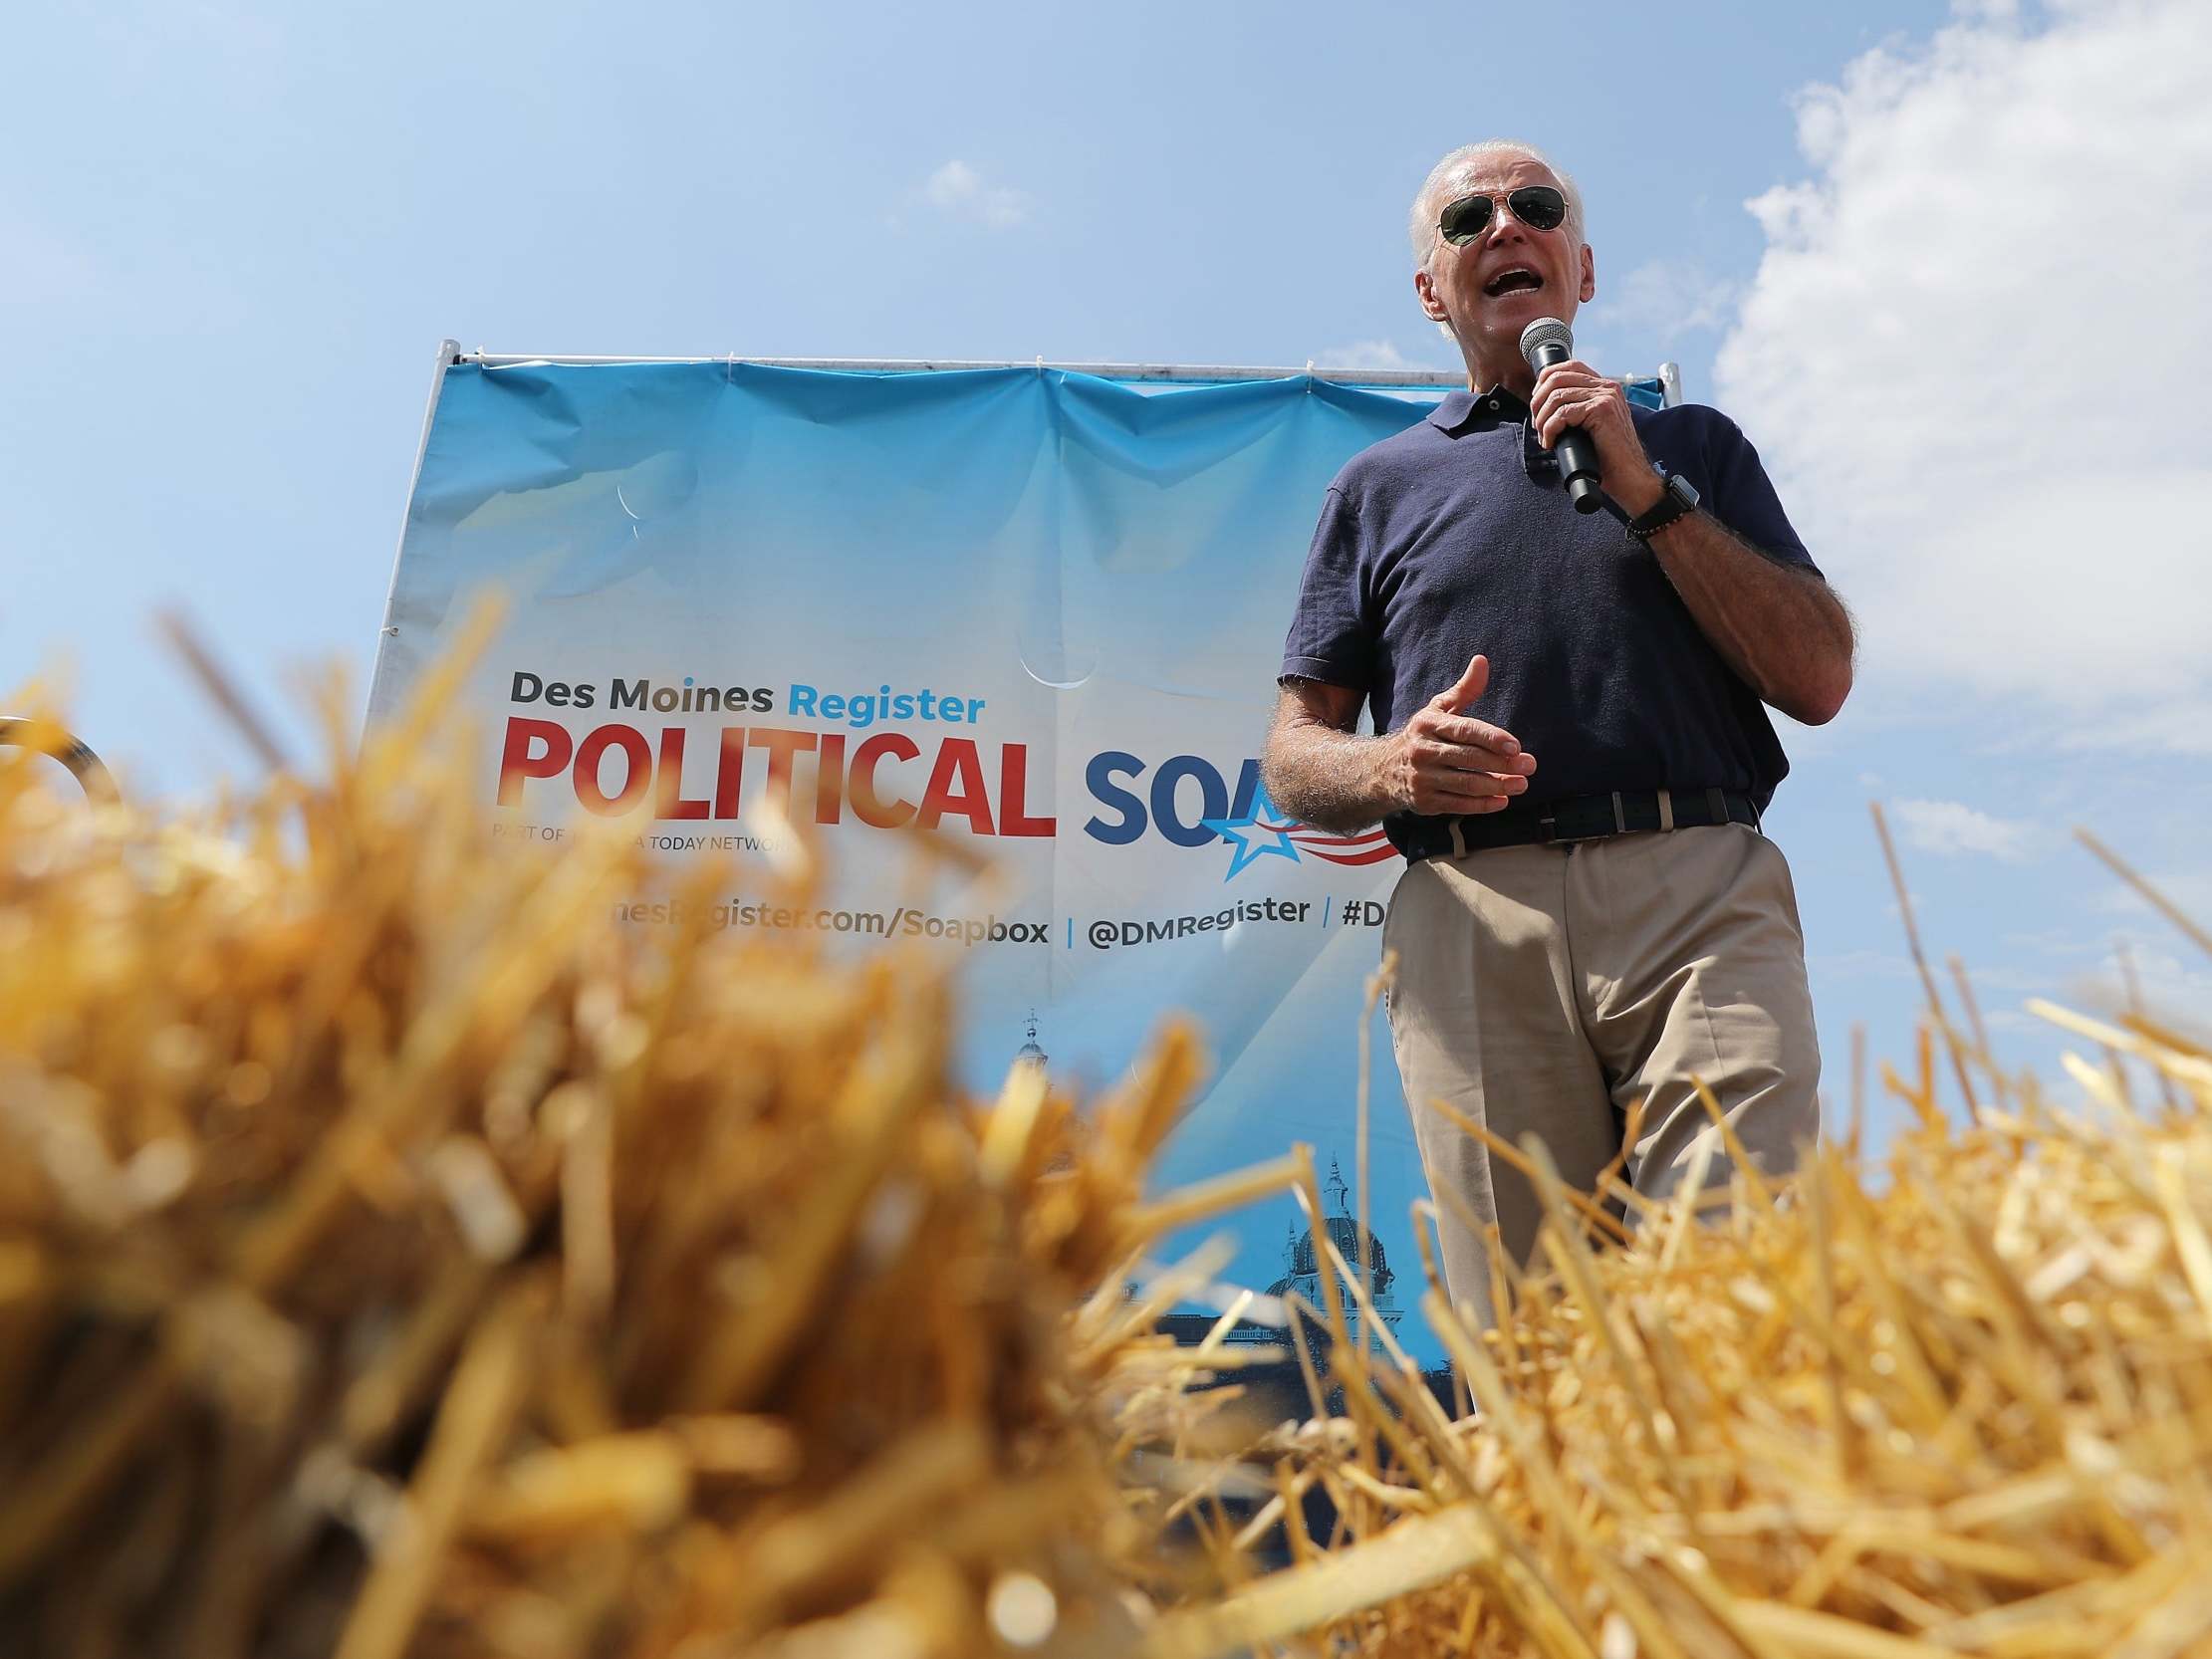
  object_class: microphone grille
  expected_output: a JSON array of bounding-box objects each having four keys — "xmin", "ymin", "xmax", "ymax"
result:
[{"xmin": 1518, "ymin": 317, "xmax": 1573, "ymax": 367}]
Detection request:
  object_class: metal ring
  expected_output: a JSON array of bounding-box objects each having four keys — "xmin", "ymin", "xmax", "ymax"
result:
[{"xmin": 0, "ymin": 717, "xmax": 120, "ymax": 805}]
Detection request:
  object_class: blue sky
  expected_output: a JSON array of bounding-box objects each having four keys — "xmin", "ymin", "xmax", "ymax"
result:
[{"xmin": 7, "ymin": 0, "xmax": 2212, "ymax": 1160}]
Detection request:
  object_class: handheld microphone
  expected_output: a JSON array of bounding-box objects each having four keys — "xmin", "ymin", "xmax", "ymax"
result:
[{"xmin": 1519, "ymin": 318, "xmax": 1603, "ymax": 514}]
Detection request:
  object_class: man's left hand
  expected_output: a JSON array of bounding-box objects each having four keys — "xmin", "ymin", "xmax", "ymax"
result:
[{"xmin": 1530, "ymin": 359, "xmax": 1663, "ymax": 517}]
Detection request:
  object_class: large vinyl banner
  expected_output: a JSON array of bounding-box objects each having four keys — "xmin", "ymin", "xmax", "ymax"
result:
[{"xmin": 370, "ymin": 358, "xmax": 1650, "ymax": 1367}]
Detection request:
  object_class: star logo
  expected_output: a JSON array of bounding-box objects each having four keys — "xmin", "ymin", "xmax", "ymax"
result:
[{"xmin": 1201, "ymin": 781, "xmax": 1304, "ymax": 881}]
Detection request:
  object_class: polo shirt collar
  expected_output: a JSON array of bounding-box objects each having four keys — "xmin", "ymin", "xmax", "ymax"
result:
[{"xmin": 1426, "ymin": 385, "xmax": 1531, "ymax": 434}]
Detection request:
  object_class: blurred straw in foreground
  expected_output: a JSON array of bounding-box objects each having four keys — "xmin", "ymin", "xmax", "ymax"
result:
[{"xmin": 0, "ymin": 631, "xmax": 1292, "ymax": 1659}]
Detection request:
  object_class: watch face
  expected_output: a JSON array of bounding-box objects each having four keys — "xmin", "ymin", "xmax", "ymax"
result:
[{"xmin": 1629, "ymin": 477, "xmax": 1697, "ymax": 539}]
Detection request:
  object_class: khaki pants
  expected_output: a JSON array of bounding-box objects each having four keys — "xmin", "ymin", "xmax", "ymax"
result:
[{"xmin": 1383, "ymin": 823, "xmax": 1820, "ymax": 1328}]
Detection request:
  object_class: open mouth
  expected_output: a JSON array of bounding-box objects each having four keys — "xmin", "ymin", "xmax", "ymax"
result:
[{"xmin": 1482, "ymin": 268, "xmax": 1543, "ymax": 298}]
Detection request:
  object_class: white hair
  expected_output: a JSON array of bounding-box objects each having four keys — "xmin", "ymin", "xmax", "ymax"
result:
[{"xmin": 1407, "ymin": 139, "xmax": 1587, "ymax": 275}]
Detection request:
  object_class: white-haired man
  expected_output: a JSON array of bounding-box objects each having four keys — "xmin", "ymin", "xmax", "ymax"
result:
[{"xmin": 1263, "ymin": 140, "xmax": 1854, "ymax": 1327}]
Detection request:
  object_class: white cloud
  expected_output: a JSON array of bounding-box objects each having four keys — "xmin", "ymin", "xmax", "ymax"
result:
[
  {"xmin": 2002, "ymin": 925, "xmax": 2097, "ymax": 957},
  {"xmin": 1958, "ymin": 961, "xmax": 2064, "ymax": 993},
  {"xmin": 1597, "ymin": 258, "xmax": 1740, "ymax": 345},
  {"xmin": 917, "ymin": 160, "xmax": 1027, "ymax": 229},
  {"xmin": 1574, "ymin": 260, "xmax": 1736, "ymax": 376},
  {"xmin": 1815, "ymin": 947, "xmax": 1918, "ymax": 981},
  {"xmin": 1309, "ymin": 339, "xmax": 1458, "ymax": 373},
  {"xmin": 2011, "ymin": 933, "xmax": 2212, "ymax": 1060},
  {"xmin": 1891, "ymin": 797, "xmax": 2047, "ymax": 862},
  {"xmin": 1314, "ymin": 339, "xmax": 1412, "ymax": 370},
  {"xmin": 2093, "ymin": 868, "xmax": 2212, "ymax": 923},
  {"xmin": 1714, "ymin": 0, "xmax": 2212, "ymax": 750},
  {"xmin": 2087, "ymin": 937, "xmax": 2212, "ymax": 1031}
]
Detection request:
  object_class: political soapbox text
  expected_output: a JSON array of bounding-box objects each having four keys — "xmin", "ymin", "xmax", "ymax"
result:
[{"xmin": 494, "ymin": 668, "xmax": 1387, "ymax": 876}]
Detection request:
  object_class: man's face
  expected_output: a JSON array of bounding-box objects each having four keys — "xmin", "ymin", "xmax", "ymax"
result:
[{"xmin": 1415, "ymin": 156, "xmax": 1596, "ymax": 368}]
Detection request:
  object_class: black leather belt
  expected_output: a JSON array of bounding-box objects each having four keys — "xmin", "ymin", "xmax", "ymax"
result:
[{"xmin": 1390, "ymin": 788, "xmax": 1761, "ymax": 861}]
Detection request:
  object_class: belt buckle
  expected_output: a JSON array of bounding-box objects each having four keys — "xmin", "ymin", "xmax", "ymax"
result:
[{"xmin": 1540, "ymin": 792, "xmax": 1628, "ymax": 844}]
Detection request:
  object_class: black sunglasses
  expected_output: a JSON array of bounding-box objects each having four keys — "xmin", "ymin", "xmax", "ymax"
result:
[{"xmin": 1438, "ymin": 185, "xmax": 1568, "ymax": 245}]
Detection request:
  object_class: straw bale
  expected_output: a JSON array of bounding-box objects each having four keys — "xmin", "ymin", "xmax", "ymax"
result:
[
  {"xmin": 0, "ymin": 668, "xmax": 1278, "ymax": 1659},
  {"xmin": 1141, "ymin": 972, "xmax": 2212, "ymax": 1658}
]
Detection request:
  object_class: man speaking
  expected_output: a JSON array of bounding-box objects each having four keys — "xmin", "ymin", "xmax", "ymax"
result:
[{"xmin": 1263, "ymin": 140, "xmax": 1854, "ymax": 1327}]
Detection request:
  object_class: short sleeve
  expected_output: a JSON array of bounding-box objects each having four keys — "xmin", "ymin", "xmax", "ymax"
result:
[
  {"xmin": 1701, "ymin": 413, "xmax": 1822, "ymax": 578},
  {"xmin": 1279, "ymin": 485, "xmax": 1375, "ymax": 689}
]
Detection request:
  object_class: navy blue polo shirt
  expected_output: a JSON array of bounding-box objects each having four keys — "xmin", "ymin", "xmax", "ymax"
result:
[{"xmin": 1280, "ymin": 389, "xmax": 1821, "ymax": 841}]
